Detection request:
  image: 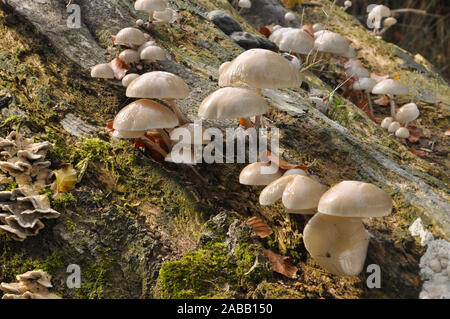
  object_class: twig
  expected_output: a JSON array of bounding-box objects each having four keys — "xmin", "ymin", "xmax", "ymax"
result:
[{"xmin": 391, "ymin": 8, "xmax": 444, "ymax": 18}]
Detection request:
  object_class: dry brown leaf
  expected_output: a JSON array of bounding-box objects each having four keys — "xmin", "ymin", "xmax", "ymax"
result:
[
  {"xmin": 263, "ymin": 249, "xmax": 298, "ymax": 278},
  {"xmin": 259, "ymin": 26, "xmax": 272, "ymax": 38},
  {"xmin": 260, "ymin": 150, "xmax": 307, "ymax": 171},
  {"xmin": 108, "ymin": 57, "xmax": 130, "ymax": 80},
  {"xmin": 247, "ymin": 217, "xmax": 273, "ymax": 238},
  {"xmin": 411, "ymin": 148, "xmax": 428, "ymax": 158},
  {"xmin": 408, "ymin": 126, "xmax": 425, "ymax": 143},
  {"xmin": 282, "ymin": 0, "xmax": 303, "ymax": 9}
]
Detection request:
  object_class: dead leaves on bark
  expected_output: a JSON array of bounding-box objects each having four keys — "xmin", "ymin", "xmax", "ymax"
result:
[
  {"xmin": 263, "ymin": 249, "xmax": 298, "ymax": 278},
  {"xmin": 108, "ymin": 57, "xmax": 130, "ymax": 80},
  {"xmin": 247, "ymin": 217, "xmax": 273, "ymax": 238},
  {"xmin": 260, "ymin": 150, "xmax": 308, "ymax": 171}
]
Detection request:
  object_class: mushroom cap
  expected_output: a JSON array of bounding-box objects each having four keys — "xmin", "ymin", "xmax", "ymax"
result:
[
  {"xmin": 269, "ymin": 27, "xmax": 294, "ymax": 44},
  {"xmin": 380, "ymin": 116, "xmax": 393, "ymax": 129},
  {"xmin": 115, "ymin": 27, "xmax": 147, "ymax": 46},
  {"xmin": 113, "ymin": 99, "xmax": 179, "ymax": 131},
  {"xmin": 90, "ymin": 64, "xmax": 114, "ymax": 79},
  {"xmin": 122, "ymin": 73, "xmax": 140, "ymax": 87},
  {"xmin": 198, "ymin": 87, "xmax": 268, "ymax": 120},
  {"xmin": 239, "ymin": 162, "xmax": 283, "ymax": 186},
  {"xmin": 388, "ymin": 121, "xmax": 401, "ymax": 133},
  {"xmin": 284, "ymin": 12, "xmax": 296, "ymax": 23},
  {"xmin": 303, "ymin": 213, "xmax": 370, "ymax": 276},
  {"xmin": 278, "ymin": 29, "xmax": 315, "ymax": 55},
  {"xmin": 383, "ymin": 17, "xmax": 397, "ymax": 28},
  {"xmin": 395, "ymin": 127, "xmax": 410, "ymax": 139},
  {"xmin": 260, "ymin": 175, "xmax": 295, "ymax": 206},
  {"xmin": 126, "ymin": 71, "xmax": 190, "ymax": 99},
  {"xmin": 140, "ymin": 45, "xmax": 167, "ymax": 62},
  {"xmin": 282, "ymin": 175, "xmax": 329, "ymax": 211},
  {"xmin": 238, "ymin": 0, "xmax": 252, "ymax": 8},
  {"xmin": 345, "ymin": 66, "xmax": 370, "ymax": 79},
  {"xmin": 112, "ymin": 129, "xmax": 146, "ymax": 139},
  {"xmin": 219, "ymin": 61, "xmax": 231, "ymax": 74},
  {"xmin": 137, "ymin": 40, "xmax": 157, "ymax": 55},
  {"xmin": 371, "ymin": 79, "xmax": 409, "ymax": 95},
  {"xmin": 218, "ymin": 49, "xmax": 303, "ymax": 89},
  {"xmin": 312, "ymin": 23, "xmax": 325, "ymax": 32},
  {"xmin": 351, "ymin": 77, "xmax": 377, "ymax": 91},
  {"xmin": 170, "ymin": 123, "xmax": 212, "ymax": 145},
  {"xmin": 314, "ymin": 31, "xmax": 351, "ymax": 56},
  {"xmin": 318, "ymin": 180, "xmax": 393, "ymax": 218},
  {"xmin": 153, "ymin": 8, "xmax": 178, "ymax": 23},
  {"xmin": 396, "ymin": 102, "xmax": 419, "ymax": 124},
  {"xmin": 134, "ymin": 0, "xmax": 166, "ymax": 11},
  {"xmin": 119, "ymin": 49, "xmax": 140, "ymax": 64}
]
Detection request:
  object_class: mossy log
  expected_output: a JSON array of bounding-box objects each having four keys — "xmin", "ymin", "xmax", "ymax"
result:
[{"xmin": 0, "ymin": 0, "xmax": 448, "ymax": 299}]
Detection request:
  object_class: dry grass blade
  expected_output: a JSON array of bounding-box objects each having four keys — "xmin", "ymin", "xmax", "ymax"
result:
[
  {"xmin": 247, "ymin": 217, "xmax": 273, "ymax": 238},
  {"xmin": 263, "ymin": 249, "xmax": 298, "ymax": 278}
]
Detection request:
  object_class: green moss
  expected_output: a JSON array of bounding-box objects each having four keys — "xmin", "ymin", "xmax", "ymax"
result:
[
  {"xmin": 157, "ymin": 241, "xmax": 265, "ymax": 299},
  {"xmin": 51, "ymin": 193, "xmax": 77, "ymax": 211}
]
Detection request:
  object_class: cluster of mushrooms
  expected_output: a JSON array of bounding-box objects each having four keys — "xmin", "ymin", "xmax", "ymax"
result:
[
  {"xmin": 240, "ymin": 162, "xmax": 393, "ymax": 276},
  {"xmin": 366, "ymin": 4, "xmax": 397, "ymax": 37},
  {"xmin": 0, "ymin": 270, "xmax": 60, "ymax": 299}
]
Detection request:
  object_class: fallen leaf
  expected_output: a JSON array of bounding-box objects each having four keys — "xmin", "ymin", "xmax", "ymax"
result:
[
  {"xmin": 374, "ymin": 95, "xmax": 390, "ymax": 106},
  {"xmin": 108, "ymin": 57, "xmax": 130, "ymax": 80},
  {"xmin": 106, "ymin": 121, "xmax": 114, "ymax": 132},
  {"xmin": 259, "ymin": 26, "xmax": 271, "ymax": 38},
  {"xmin": 408, "ymin": 126, "xmax": 425, "ymax": 143},
  {"xmin": 282, "ymin": 0, "xmax": 303, "ymax": 9},
  {"xmin": 53, "ymin": 164, "xmax": 78, "ymax": 193},
  {"xmin": 260, "ymin": 150, "xmax": 307, "ymax": 171},
  {"xmin": 247, "ymin": 217, "xmax": 273, "ymax": 238},
  {"xmin": 410, "ymin": 148, "xmax": 428, "ymax": 158},
  {"xmin": 445, "ymin": 128, "xmax": 450, "ymax": 136},
  {"xmin": 263, "ymin": 249, "xmax": 298, "ymax": 278}
]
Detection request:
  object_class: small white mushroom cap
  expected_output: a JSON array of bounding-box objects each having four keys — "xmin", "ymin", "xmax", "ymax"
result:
[
  {"xmin": 312, "ymin": 23, "xmax": 325, "ymax": 32},
  {"xmin": 372, "ymin": 79, "xmax": 409, "ymax": 95},
  {"xmin": 351, "ymin": 77, "xmax": 377, "ymax": 91},
  {"xmin": 135, "ymin": 0, "xmax": 166, "ymax": 11},
  {"xmin": 140, "ymin": 45, "xmax": 167, "ymax": 62},
  {"xmin": 303, "ymin": 213, "xmax": 370, "ymax": 276},
  {"xmin": 198, "ymin": 87, "xmax": 268, "ymax": 119},
  {"xmin": 314, "ymin": 31, "xmax": 352, "ymax": 56},
  {"xmin": 113, "ymin": 99, "xmax": 179, "ymax": 132},
  {"xmin": 345, "ymin": 66, "xmax": 370, "ymax": 79},
  {"xmin": 219, "ymin": 49, "xmax": 303, "ymax": 89},
  {"xmin": 136, "ymin": 19, "xmax": 145, "ymax": 27},
  {"xmin": 344, "ymin": 1, "xmax": 352, "ymax": 8},
  {"xmin": 318, "ymin": 180, "xmax": 393, "ymax": 218},
  {"xmin": 285, "ymin": 12, "xmax": 296, "ymax": 23},
  {"xmin": 395, "ymin": 127, "xmax": 410, "ymax": 139},
  {"xmin": 115, "ymin": 27, "xmax": 147, "ymax": 46},
  {"xmin": 367, "ymin": 5, "xmax": 391, "ymax": 29},
  {"xmin": 396, "ymin": 103, "xmax": 420, "ymax": 124},
  {"xmin": 268, "ymin": 27, "xmax": 294, "ymax": 44},
  {"xmin": 277, "ymin": 29, "xmax": 315, "ymax": 55},
  {"xmin": 383, "ymin": 17, "xmax": 397, "ymax": 28},
  {"xmin": 137, "ymin": 41, "xmax": 157, "ymax": 55},
  {"xmin": 259, "ymin": 175, "xmax": 328, "ymax": 213},
  {"xmin": 153, "ymin": 8, "xmax": 178, "ymax": 23},
  {"xmin": 119, "ymin": 49, "xmax": 140, "ymax": 64},
  {"xmin": 239, "ymin": 162, "xmax": 283, "ymax": 186},
  {"xmin": 122, "ymin": 73, "xmax": 140, "ymax": 87},
  {"xmin": 388, "ymin": 121, "xmax": 401, "ymax": 133},
  {"xmin": 238, "ymin": 0, "xmax": 252, "ymax": 8},
  {"xmin": 380, "ymin": 117, "xmax": 394, "ymax": 129},
  {"xmin": 126, "ymin": 71, "xmax": 190, "ymax": 99},
  {"xmin": 90, "ymin": 64, "xmax": 114, "ymax": 79}
]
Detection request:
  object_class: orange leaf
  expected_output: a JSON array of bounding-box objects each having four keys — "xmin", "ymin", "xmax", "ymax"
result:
[
  {"xmin": 260, "ymin": 150, "xmax": 307, "ymax": 171},
  {"xmin": 247, "ymin": 217, "xmax": 273, "ymax": 238},
  {"xmin": 259, "ymin": 26, "xmax": 271, "ymax": 38},
  {"xmin": 445, "ymin": 128, "xmax": 450, "ymax": 136},
  {"xmin": 108, "ymin": 57, "xmax": 130, "ymax": 80},
  {"xmin": 263, "ymin": 249, "xmax": 298, "ymax": 278},
  {"xmin": 106, "ymin": 121, "xmax": 114, "ymax": 132},
  {"xmin": 410, "ymin": 148, "xmax": 427, "ymax": 158}
]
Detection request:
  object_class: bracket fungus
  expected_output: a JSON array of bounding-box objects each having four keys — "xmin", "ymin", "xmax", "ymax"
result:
[
  {"xmin": 372, "ymin": 79, "xmax": 409, "ymax": 119},
  {"xmin": 126, "ymin": 71, "xmax": 190, "ymax": 124},
  {"xmin": 1, "ymin": 270, "xmax": 60, "ymax": 299},
  {"xmin": 259, "ymin": 175, "xmax": 328, "ymax": 214}
]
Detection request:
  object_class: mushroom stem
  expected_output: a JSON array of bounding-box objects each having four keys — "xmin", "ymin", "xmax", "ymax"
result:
[
  {"xmin": 255, "ymin": 115, "xmax": 261, "ymax": 131},
  {"xmin": 388, "ymin": 94, "xmax": 396, "ymax": 119},
  {"xmin": 148, "ymin": 11, "xmax": 154, "ymax": 22},
  {"xmin": 141, "ymin": 136, "xmax": 168, "ymax": 157},
  {"xmin": 157, "ymin": 129, "xmax": 172, "ymax": 149},
  {"xmin": 165, "ymin": 98, "xmax": 188, "ymax": 125},
  {"xmin": 365, "ymin": 91, "xmax": 374, "ymax": 116}
]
